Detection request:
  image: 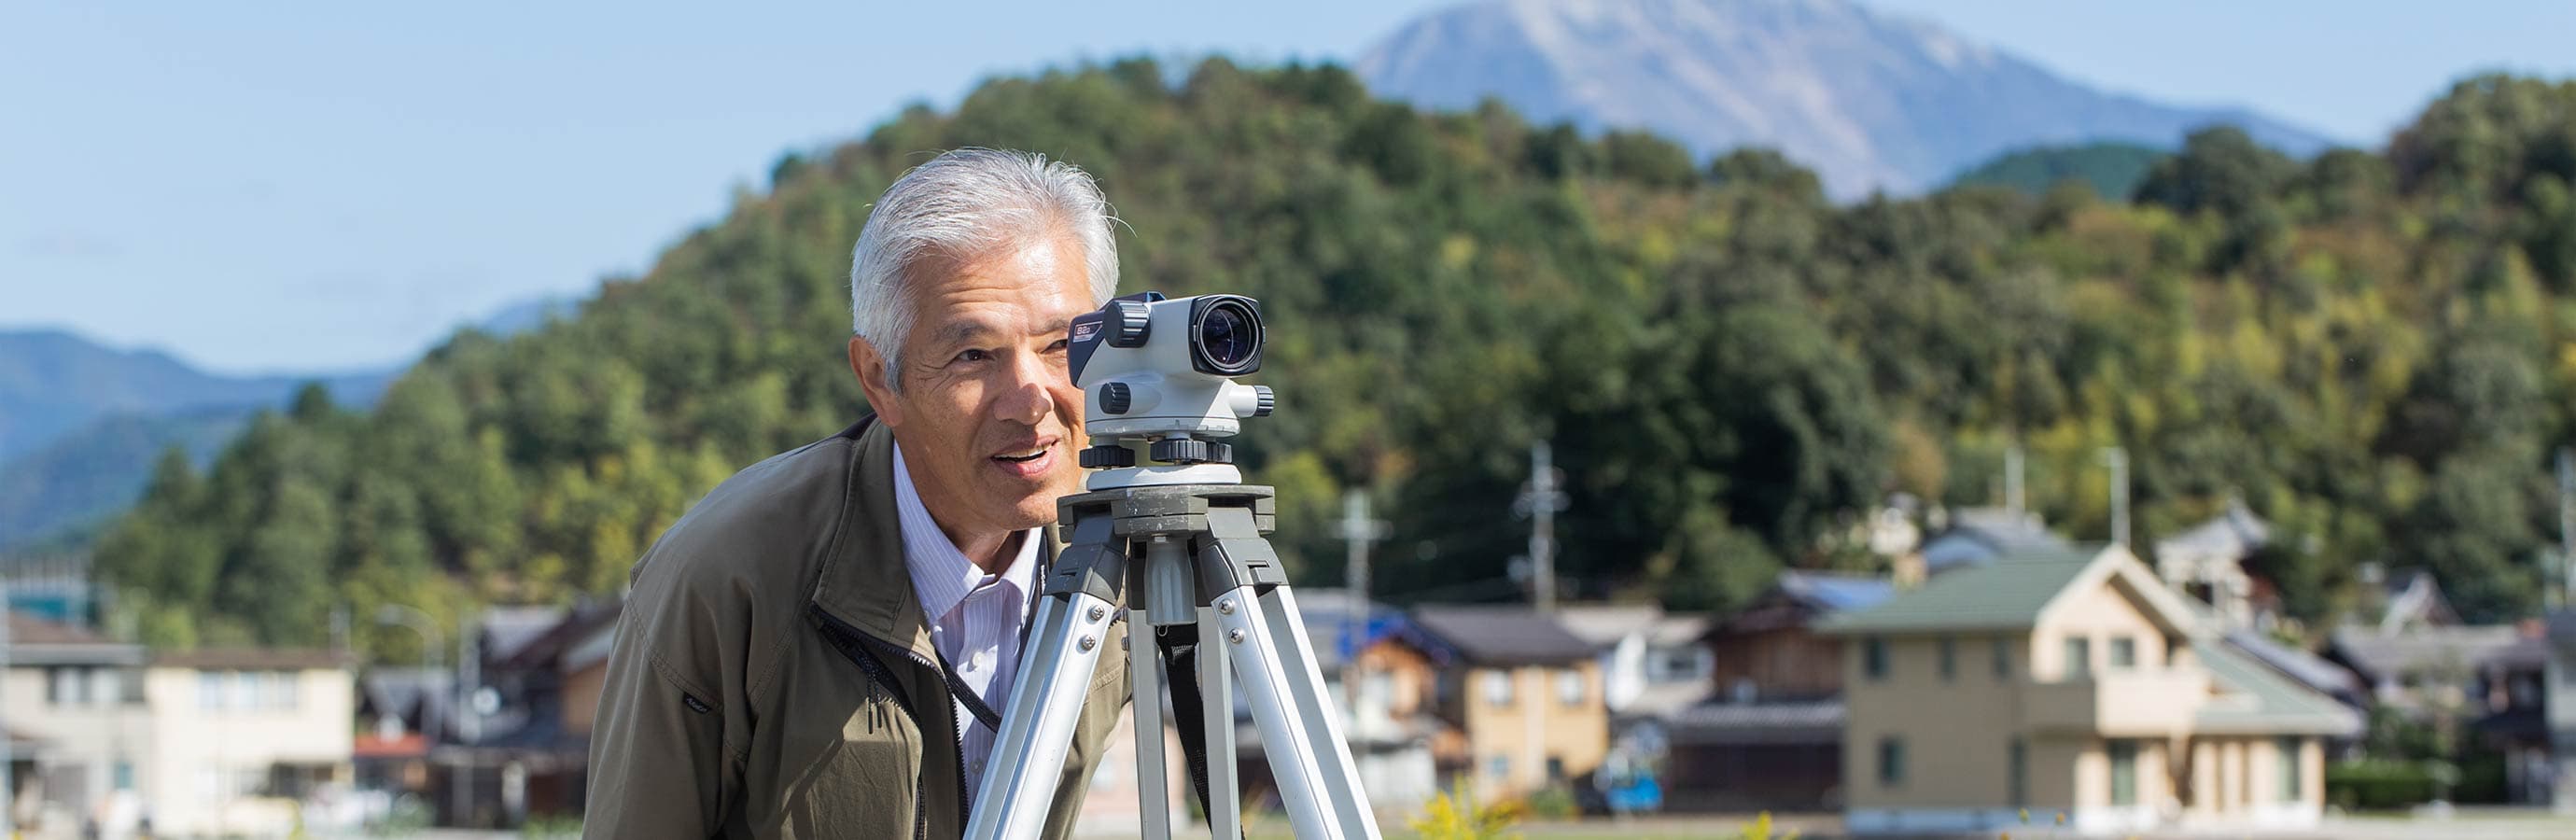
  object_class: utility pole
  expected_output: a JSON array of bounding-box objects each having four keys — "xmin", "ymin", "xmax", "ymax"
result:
[
  {"xmin": 2102, "ymin": 446, "xmax": 2130, "ymax": 549},
  {"xmin": 1337, "ymin": 489, "xmax": 1389, "ymax": 722},
  {"xmin": 1517, "ymin": 441, "xmax": 1570, "ymax": 612}
]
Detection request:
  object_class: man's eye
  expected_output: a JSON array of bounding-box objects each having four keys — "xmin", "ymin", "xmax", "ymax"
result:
[
  {"xmin": 1045, "ymin": 339, "xmax": 1070, "ymax": 353},
  {"xmin": 954, "ymin": 349, "xmax": 991, "ymax": 363}
]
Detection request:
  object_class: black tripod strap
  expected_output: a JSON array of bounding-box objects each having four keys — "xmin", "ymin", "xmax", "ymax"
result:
[{"xmin": 1155, "ymin": 625, "xmax": 1245, "ymax": 839}]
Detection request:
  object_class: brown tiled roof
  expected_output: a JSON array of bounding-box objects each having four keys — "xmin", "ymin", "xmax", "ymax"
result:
[
  {"xmin": 8, "ymin": 614, "xmax": 112, "ymax": 646},
  {"xmin": 1406, "ymin": 606, "xmax": 1599, "ymax": 666},
  {"xmin": 152, "ymin": 648, "xmax": 352, "ymax": 670}
]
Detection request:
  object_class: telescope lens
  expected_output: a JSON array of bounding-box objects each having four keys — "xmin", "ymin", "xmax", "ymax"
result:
[{"xmin": 1198, "ymin": 301, "xmax": 1258, "ymax": 371}]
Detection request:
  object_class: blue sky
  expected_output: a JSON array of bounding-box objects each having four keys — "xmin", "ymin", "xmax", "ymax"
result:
[{"xmin": 6, "ymin": 1, "xmax": 2572, "ymax": 375}]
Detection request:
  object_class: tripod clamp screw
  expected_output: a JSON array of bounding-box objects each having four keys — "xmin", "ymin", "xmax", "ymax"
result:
[
  {"xmin": 1078, "ymin": 636, "xmax": 1098, "ymax": 652},
  {"xmin": 1227, "ymin": 629, "xmax": 1246, "ymax": 645},
  {"xmin": 1215, "ymin": 598, "xmax": 1237, "ymax": 615},
  {"xmin": 1086, "ymin": 606, "xmax": 1107, "ymax": 622}
]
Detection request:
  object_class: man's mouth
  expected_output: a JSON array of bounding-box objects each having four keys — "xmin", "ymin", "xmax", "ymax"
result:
[{"xmin": 989, "ymin": 438, "xmax": 1059, "ymax": 476}]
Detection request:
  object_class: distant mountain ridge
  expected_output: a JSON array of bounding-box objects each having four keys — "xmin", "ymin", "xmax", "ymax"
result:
[
  {"xmin": 0, "ymin": 329, "xmax": 392, "ymax": 462},
  {"xmin": 0, "ymin": 295, "xmax": 575, "ymax": 552},
  {"xmin": 1357, "ymin": 0, "xmax": 2335, "ymax": 198}
]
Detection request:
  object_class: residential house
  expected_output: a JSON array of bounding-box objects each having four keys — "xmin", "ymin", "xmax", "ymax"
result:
[
  {"xmin": 2471, "ymin": 624, "xmax": 2554, "ymax": 805},
  {"xmin": 1394, "ymin": 606, "xmax": 1607, "ymax": 799},
  {"xmin": 2327, "ymin": 624, "xmax": 2522, "ymax": 717},
  {"xmin": 444, "ymin": 601, "xmax": 618, "ymax": 826},
  {"xmin": 1290, "ymin": 589, "xmax": 1437, "ymax": 811},
  {"xmin": 2358, "ymin": 567, "xmax": 2462, "ymax": 633},
  {"xmin": 1669, "ymin": 571, "xmax": 1896, "ymax": 812},
  {"xmin": 1824, "ymin": 545, "xmax": 2359, "ymax": 834},
  {"xmin": 355, "ymin": 667, "xmax": 447, "ymax": 801},
  {"xmin": 1555, "ymin": 605, "xmax": 1713, "ymax": 720},
  {"xmin": 144, "ymin": 648, "xmax": 356, "ymax": 837},
  {"xmin": 1, "ymin": 614, "xmax": 150, "ymax": 835},
  {"xmin": 2152, "ymin": 498, "xmax": 2272, "ymax": 630}
]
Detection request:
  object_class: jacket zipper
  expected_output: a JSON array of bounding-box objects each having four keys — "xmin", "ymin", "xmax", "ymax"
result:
[{"xmin": 814, "ymin": 607, "xmax": 973, "ymax": 839}]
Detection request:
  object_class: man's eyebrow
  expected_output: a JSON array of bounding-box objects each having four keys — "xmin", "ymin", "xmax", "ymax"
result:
[
  {"xmin": 927, "ymin": 319, "xmax": 1001, "ymax": 349},
  {"xmin": 1033, "ymin": 315, "xmax": 1076, "ymax": 337}
]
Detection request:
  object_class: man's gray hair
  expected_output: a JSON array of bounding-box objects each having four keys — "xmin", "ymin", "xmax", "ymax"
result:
[{"xmin": 849, "ymin": 147, "xmax": 1119, "ymax": 389}]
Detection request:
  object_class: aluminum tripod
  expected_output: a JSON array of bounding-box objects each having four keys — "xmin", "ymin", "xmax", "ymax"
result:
[{"xmin": 965, "ymin": 481, "xmax": 1383, "ymax": 840}]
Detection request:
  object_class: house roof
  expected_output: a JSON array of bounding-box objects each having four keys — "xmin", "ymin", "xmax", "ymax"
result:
[
  {"xmin": 2545, "ymin": 609, "xmax": 2576, "ymax": 643},
  {"xmin": 1290, "ymin": 588, "xmax": 1403, "ymax": 673},
  {"xmin": 2222, "ymin": 630, "xmax": 2360, "ymax": 698},
  {"xmin": 1667, "ymin": 700, "xmax": 1844, "ymax": 744},
  {"xmin": 1405, "ymin": 606, "xmax": 1598, "ymax": 666},
  {"xmin": 1777, "ymin": 571, "xmax": 1897, "ymax": 613},
  {"xmin": 1922, "ymin": 507, "xmax": 2069, "ymax": 572},
  {"xmin": 1822, "ymin": 544, "xmax": 2195, "ymax": 636},
  {"xmin": 2153, "ymin": 498, "xmax": 2271, "ymax": 565},
  {"xmin": 2482, "ymin": 635, "xmax": 2551, "ymax": 670},
  {"xmin": 7, "ymin": 614, "xmax": 109, "ymax": 646},
  {"xmin": 1556, "ymin": 605, "xmax": 1711, "ymax": 648},
  {"xmin": 2192, "ymin": 640, "xmax": 2364, "ymax": 735},
  {"xmin": 154, "ymin": 648, "xmax": 352, "ymax": 670},
  {"xmin": 481, "ymin": 606, "xmax": 571, "ymax": 665},
  {"xmin": 3, "ymin": 615, "xmax": 143, "ymax": 665},
  {"xmin": 2328, "ymin": 625, "xmax": 2522, "ymax": 679}
]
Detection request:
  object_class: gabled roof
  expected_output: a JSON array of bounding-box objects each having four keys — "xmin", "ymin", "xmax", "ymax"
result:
[
  {"xmin": 2329, "ymin": 625, "xmax": 2521, "ymax": 679},
  {"xmin": 1921, "ymin": 507, "xmax": 2069, "ymax": 573},
  {"xmin": 2193, "ymin": 640, "xmax": 2363, "ymax": 735},
  {"xmin": 2154, "ymin": 497, "xmax": 2271, "ymax": 565},
  {"xmin": 1404, "ymin": 606, "xmax": 1597, "ymax": 666},
  {"xmin": 1822, "ymin": 544, "xmax": 2200, "ymax": 637},
  {"xmin": 1291, "ymin": 588, "xmax": 1404, "ymax": 673}
]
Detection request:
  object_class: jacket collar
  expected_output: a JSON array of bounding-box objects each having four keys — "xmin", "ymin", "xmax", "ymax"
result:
[{"xmin": 810, "ymin": 416, "xmax": 1060, "ymax": 661}]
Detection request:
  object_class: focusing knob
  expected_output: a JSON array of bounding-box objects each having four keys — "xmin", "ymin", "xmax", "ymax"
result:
[
  {"xmin": 1149, "ymin": 438, "xmax": 1234, "ymax": 465},
  {"xmin": 1253, "ymin": 385, "xmax": 1275, "ymax": 417},
  {"xmin": 1100, "ymin": 383, "xmax": 1131, "ymax": 414},
  {"xmin": 1109, "ymin": 299, "xmax": 1152, "ymax": 347},
  {"xmin": 1080, "ymin": 445, "xmax": 1136, "ymax": 469}
]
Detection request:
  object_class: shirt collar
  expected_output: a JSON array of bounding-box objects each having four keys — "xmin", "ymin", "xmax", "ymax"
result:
[{"xmin": 891, "ymin": 444, "xmax": 1039, "ymax": 623}]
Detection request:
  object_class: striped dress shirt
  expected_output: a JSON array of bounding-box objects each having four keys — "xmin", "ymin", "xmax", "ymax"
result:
[{"xmin": 892, "ymin": 446, "xmax": 1040, "ymax": 792}]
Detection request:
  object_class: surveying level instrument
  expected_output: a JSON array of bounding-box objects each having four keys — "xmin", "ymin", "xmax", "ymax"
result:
[{"xmin": 966, "ymin": 293, "xmax": 1381, "ymax": 840}]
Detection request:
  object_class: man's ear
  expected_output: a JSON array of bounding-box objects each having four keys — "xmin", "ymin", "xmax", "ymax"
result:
[{"xmin": 848, "ymin": 335, "xmax": 906, "ymax": 427}]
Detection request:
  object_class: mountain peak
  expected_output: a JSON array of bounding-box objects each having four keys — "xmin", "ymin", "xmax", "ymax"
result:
[{"xmin": 1359, "ymin": 0, "xmax": 2331, "ymax": 198}]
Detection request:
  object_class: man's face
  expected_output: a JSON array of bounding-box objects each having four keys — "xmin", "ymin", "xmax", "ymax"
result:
[{"xmin": 851, "ymin": 235, "xmax": 1092, "ymax": 542}]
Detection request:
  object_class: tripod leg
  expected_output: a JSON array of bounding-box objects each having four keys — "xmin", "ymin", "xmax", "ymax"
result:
[
  {"xmin": 966, "ymin": 592, "xmax": 1117, "ymax": 840},
  {"xmin": 1130, "ymin": 605, "xmax": 1172, "ymax": 840},
  {"xmin": 1213, "ymin": 587, "xmax": 1379, "ymax": 840},
  {"xmin": 1197, "ymin": 605, "xmax": 1239, "ymax": 838},
  {"xmin": 1255, "ymin": 585, "xmax": 1380, "ymax": 839}
]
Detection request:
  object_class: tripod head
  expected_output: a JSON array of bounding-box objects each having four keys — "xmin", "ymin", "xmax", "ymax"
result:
[{"xmin": 1067, "ymin": 292, "xmax": 1275, "ymax": 490}]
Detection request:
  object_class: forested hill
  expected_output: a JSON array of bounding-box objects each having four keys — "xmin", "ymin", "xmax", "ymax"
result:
[{"xmin": 97, "ymin": 63, "xmax": 2576, "ymax": 661}]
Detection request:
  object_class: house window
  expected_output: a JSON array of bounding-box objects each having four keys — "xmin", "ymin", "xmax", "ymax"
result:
[
  {"xmin": 2008, "ymin": 737, "xmax": 2026, "ymax": 807},
  {"xmin": 1480, "ymin": 671, "xmax": 1515, "ymax": 707},
  {"xmin": 1546, "ymin": 756, "xmax": 1566, "ymax": 781},
  {"xmin": 2108, "ymin": 739, "xmax": 2138, "ymax": 805},
  {"xmin": 114, "ymin": 762, "xmax": 134, "ymax": 791},
  {"xmin": 1877, "ymin": 737, "xmax": 1905, "ymax": 787},
  {"xmin": 2065, "ymin": 637, "xmax": 2092, "ymax": 679},
  {"xmin": 1863, "ymin": 637, "xmax": 1888, "ymax": 681},
  {"xmin": 1939, "ymin": 637, "xmax": 1957, "ymax": 681},
  {"xmin": 199, "ymin": 672, "xmax": 225, "ymax": 711},
  {"xmin": 49, "ymin": 666, "xmax": 91, "ymax": 706},
  {"xmin": 2108, "ymin": 637, "xmax": 2137, "ymax": 669},
  {"xmin": 2277, "ymin": 737, "xmax": 2302, "ymax": 801},
  {"xmin": 1993, "ymin": 638, "xmax": 2013, "ymax": 680},
  {"xmin": 1486, "ymin": 755, "xmax": 1509, "ymax": 780},
  {"xmin": 1554, "ymin": 669, "xmax": 1584, "ymax": 706},
  {"xmin": 118, "ymin": 668, "xmax": 146, "ymax": 704}
]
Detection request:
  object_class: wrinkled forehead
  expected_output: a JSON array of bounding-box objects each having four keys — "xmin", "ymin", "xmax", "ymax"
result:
[{"xmin": 907, "ymin": 236, "xmax": 1095, "ymax": 343}]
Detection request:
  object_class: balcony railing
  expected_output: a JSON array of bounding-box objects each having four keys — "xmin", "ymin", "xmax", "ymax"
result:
[{"xmin": 2023, "ymin": 667, "xmax": 2209, "ymax": 735}]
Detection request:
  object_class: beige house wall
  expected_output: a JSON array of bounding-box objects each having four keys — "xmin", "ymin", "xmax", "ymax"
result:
[
  {"xmin": 1459, "ymin": 663, "xmax": 1606, "ymax": 798},
  {"xmin": 2031, "ymin": 581, "xmax": 2175, "ymax": 681},
  {"xmin": 0, "ymin": 665, "xmax": 154, "ymax": 827},
  {"xmin": 1841, "ymin": 633, "xmax": 2032, "ymax": 809},
  {"xmin": 143, "ymin": 665, "xmax": 355, "ymax": 836}
]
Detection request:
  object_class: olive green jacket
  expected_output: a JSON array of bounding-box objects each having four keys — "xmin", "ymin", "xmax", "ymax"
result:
[{"xmin": 584, "ymin": 418, "xmax": 1132, "ymax": 839}]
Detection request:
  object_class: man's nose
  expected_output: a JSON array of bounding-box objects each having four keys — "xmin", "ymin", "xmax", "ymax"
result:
[{"xmin": 994, "ymin": 350, "xmax": 1056, "ymax": 426}]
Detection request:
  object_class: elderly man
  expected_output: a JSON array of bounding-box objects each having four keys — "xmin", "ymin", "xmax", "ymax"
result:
[{"xmin": 585, "ymin": 148, "xmax": 1132, "ymax": 839}]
